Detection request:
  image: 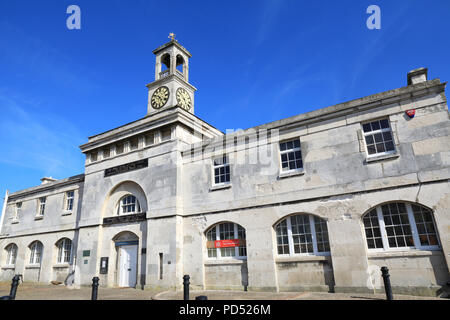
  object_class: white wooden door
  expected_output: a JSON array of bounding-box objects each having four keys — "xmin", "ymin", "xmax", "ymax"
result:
[{"xmin": 119, "ymin": 245, "xmax": 137, "ymax": 287}]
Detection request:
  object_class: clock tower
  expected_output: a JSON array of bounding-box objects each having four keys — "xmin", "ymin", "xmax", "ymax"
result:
[{"xmin": 146, "ymin": 34, "xmax": 196, "ymax": 115}]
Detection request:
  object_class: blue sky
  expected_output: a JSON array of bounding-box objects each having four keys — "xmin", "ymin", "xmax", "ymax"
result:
[{"xmin": 0, "ymin": 0, "xmax": 449, "ymax": 199}]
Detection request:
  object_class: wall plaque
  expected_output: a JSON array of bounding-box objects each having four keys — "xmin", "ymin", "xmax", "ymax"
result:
[
  {"xmin": 103, "ymin": 212, "xmax": 146, "ymax": 226},
  {"xmin": 100, "ymin": 257, "xmax": 109, "ymax": 274},
  {"xmin": 104, "ymin": 158, "xmax": 148, "ymax": 177}
]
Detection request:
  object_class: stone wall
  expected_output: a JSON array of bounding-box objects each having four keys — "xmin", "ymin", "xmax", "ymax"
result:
[{"xmin": 0, "ymin": 76, "xmax": 448, "ymax": 296}]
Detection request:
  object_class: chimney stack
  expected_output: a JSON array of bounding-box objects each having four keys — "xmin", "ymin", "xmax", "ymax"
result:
[
  {"xmin": 407, "ymin": 67, "xmax": 428, "ymax": 85},
  {"xmin": 40, "ymin": 177, "xmax": 57, "ymax": 185}
]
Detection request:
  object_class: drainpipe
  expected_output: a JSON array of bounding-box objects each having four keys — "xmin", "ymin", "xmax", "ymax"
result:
[{"xmin": 0, "ymin": 190, "xmax": 9, "ymax": 235}]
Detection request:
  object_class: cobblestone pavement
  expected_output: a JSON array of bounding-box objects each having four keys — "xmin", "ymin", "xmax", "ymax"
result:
[{"xmin": 0, "ymin": 282, "xmax": 445, "ymax": 300}]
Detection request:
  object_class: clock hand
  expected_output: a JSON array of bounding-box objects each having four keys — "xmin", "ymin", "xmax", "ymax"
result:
[{"xmin": 157, "ymin": 92, "xmax": 165, "ymax": 99}]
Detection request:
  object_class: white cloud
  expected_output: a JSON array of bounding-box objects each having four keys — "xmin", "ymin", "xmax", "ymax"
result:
[{"xmin": 256, "ymin": 0, "xmax": 284, "ymax": 45}]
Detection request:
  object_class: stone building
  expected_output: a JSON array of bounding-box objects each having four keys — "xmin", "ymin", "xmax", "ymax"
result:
[{"xmin": 0, "ymin": 38, "xmax": 449, "ymax": 296}]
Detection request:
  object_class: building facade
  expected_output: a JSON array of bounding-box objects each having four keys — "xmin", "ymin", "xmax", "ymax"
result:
[{"xmin": 0, "ymin": 39, "xmax": 449, "ymax": 296}]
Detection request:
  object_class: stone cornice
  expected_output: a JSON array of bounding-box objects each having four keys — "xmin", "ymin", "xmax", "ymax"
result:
[
  {"xmin": 181, "ymin": 79, "xmax": 447, "ymax": 155},
  {"xmin": 152, "ymin": 39, "xmax": 192, "ymax": 57},
  {"xmin": 79, "ymin": 107, "xmax": 223, "ymax": 153},
  {"xmin": 255, "ymin": 79, "xmax": 446, "ymax": 132},
  {"xmin": 8, "ymin": 174, "xmax": 85, "ymax": 202},
  {"xmin": 0, "ymin": 227, "xmax": 78, "ymax": 240},
  {"xmin": 145, "ymin": 73, "xmax": 197, "ymax": 92}
]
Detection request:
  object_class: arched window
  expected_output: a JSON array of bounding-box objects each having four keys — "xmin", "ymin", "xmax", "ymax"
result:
[
  {"xmin": 117, "ymin": 195, "xmax": 140, "ymax": 215},
  {"xmin": 5, "ymin": 244, "xmax": 18, "ymax": 266},
  {"xmin": 206, "ymin": 222, "xmax": 247, "ymax": 259},
  {"xmin": 275, "ymin": 214, "xmax": 330, "ymax": 256},
  {"xmin": 161, "ymin": 53, "xmax": 170, "ymax": 70},
  {"xmin": 56, "ymin": 238, "xmax": 72, "ymax": 264},
  {"xmin": 176, "ymin": 54, "xmax": 184, "ymax": 74},
  {"xmin": 363, "ymin": 202, "xmax": 440, "ymax": 251},
  {"xmin": 29, "ymin": 241, "xmax": 43, "ymax": 265}
]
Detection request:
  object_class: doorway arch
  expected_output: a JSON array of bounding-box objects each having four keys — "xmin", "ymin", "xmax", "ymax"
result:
[{"xmin": 112, "ymin": 231, "xmax": 139, "ymax": 288}]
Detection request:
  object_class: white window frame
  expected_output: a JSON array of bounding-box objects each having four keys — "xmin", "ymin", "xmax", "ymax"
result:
[
  {"xmin": 37, "ymin": 197, "xmax": 46, "ymax": 217},
  {"xmin": 362, "ymin": 118, "xmax": 396, "ymax": 158},
  {"xmin": 206, "ymin": 223, "xmax": 247, "ymax": 260},
  {"xmin": 65, "ymin": 191, "xmax": 74, "ymax": 211},
  {"xmin": 364, "ymin": 203, "xmax": 441, "ymax": 253},
  {"xmin": 117, "ymin": 195, "xmax": 141, "ymax": 215},
  {"xmin": 279, "ymin": 138, "xmax": 303, "ymax": 174},
  {"xmin": 29, "ymin": 241, "xmax": 43, "ymax": 265},
  {"xmin": 276, "ymin": 214, "xmax": 331, "ymax": 257},
  {"xmin": 13, "ymin": 202, "xmax": 22, "ymax": 221},
  {"xmin": 212, "ymin": 155, "xmax": 231, "ymax": 186},
  {"xmin": 57, "ymin": 238, "xmax": 72, "ymax": 264},
  {"xmin": 5, "ymin": 244, "xmax": 18, "ymax": 266}
]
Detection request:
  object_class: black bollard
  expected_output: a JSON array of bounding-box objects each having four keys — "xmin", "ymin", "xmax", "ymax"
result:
[
  {"xmin": 91, "ymin": 277, "xmax": 99, "ymax": 300},
  {"xmin": 9, "ymin": 275, "xmax": 21, "ymax": 300},
  {"xmin": 195, "ymin": 295, "xmax": 208, "ymax": 300},
  {"xmin": 183, "ymin": 275, "xmax": 190, "ymax": 300},
  {"xmin": 381, "ymin": 266, "xmax": 394, "ymax": 300}
]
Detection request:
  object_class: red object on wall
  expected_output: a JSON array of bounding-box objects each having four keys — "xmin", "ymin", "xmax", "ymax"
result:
[
  {"xmin": 406, "ymin": 109, "xmax": 415, "ymax": 118},
  {"xmin": 214, "ymin": 239, "xmax": 242, "ymax": 248}
]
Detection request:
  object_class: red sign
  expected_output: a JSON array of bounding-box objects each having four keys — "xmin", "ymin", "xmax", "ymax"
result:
[
  {"xmin": 406, "ymin": 109, "xmax": 415, "ymax": 118},
  {"xmin": 214, "ymin": 239, "xmax": 242, "ymax": 248}
]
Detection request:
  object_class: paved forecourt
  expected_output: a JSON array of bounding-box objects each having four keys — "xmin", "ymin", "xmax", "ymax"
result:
[{"xmin": 0, "ymin": 282, "xmax": 445, "ymax": 300}]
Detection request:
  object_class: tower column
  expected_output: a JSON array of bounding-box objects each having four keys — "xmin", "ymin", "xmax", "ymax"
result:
[
  {"xmin": 184, "ymin": 64, "xmax": 189, "ymax": 82},
  {"xmin": 170, "ymin": 51, "xmax": 176, "ymax": 75},
  {"xmin": 155, "ymin": 59, "xmax": 161, "ymax": 80}
]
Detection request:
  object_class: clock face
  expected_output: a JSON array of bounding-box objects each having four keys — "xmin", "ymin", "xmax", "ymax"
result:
[
  {"xmin": 176, "ymin": 87, "xmax": 192, "ymax": 111},
  {"xmin": 151, "ymin": 86, "xmax": 169, "ymax": 109}
]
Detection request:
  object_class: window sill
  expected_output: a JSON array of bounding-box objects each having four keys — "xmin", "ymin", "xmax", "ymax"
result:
[
  {"xmin": 34, "ymin": 215, "xmax": 44, "ymax": 220},
  {"xmin": 25, "ymin": 264, "xmax": 41, "ymax": 269},
  {"xmin": 11, "ymin": 219, "xmax": 19, "ymax": 224},
  {"xmin": 368, "ymin": 249, "xmax": 442, "ymax": 259},
  {"xmin": 209, "ymin": 183, "xmax": 232, "ymax": 192},
  {"xmin": 1, "ymin": 265, "xmax": 15, "ymax": 270},
  {"xmin": 275, "ymin": 255, "xmax": 330, "ymax": 263},
  {"xmin": 61, "ymin": 211, "xmax": 72, "ymax": 216},
  {"xmin": 278, "ymin": 169, "xmax": 305, "ymax": 180},
  {"xmin": 365, "ymin": 151, "xmax": 399, "ymax": 164},
  {"xmin": 53, "ymin": 263, "xmax": 70, "ymax": 269},
  {"xmin": 204, "ymin": 259, "xmax": 247, "ymax": 266}
]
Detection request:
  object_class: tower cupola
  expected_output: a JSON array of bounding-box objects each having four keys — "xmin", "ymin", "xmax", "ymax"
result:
[{"xmin": 146, "ymin": 34, "xmax": 196, "ymax": 115}]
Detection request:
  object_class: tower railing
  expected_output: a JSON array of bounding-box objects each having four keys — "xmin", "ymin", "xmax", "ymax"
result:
[
  {"xmin": 159, "ymin": 69, "xmax": 184, "ymax": 80},
  {"xmin": 159, "ymin": 70, "xmax": 169, "ymax": 79},
  {"xmin": 176, "ymin": 70, "xmax": 184, "ymax": 78}
]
